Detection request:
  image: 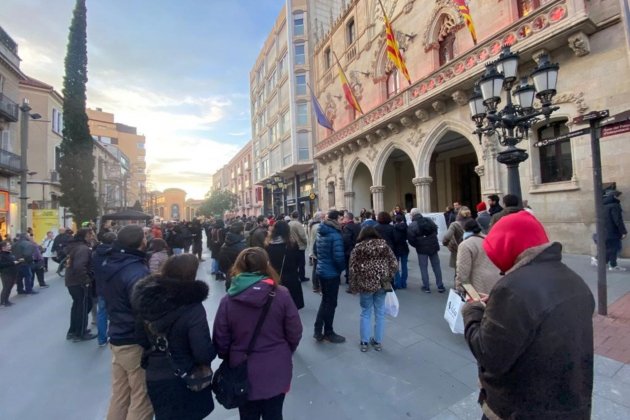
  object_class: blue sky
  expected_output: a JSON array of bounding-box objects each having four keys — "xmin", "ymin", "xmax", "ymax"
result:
[{"xmin": 0, "ymin": 0, "xmax": 285, "ymax": 198}]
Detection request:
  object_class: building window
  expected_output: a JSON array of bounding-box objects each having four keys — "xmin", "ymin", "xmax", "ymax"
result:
[
  {"xmin": 52, "ymin": 108, "xmax": 63, "ymax": 135},
  {"xmin": 296, "ymin": 103, "xmax": 308, "ymax": 126},
  {"xmin": 282, "ymin": 139, "xmax": 292, "ymax": 166},
  {"xmin": 439, "ymin": 31, "xmax": 456, "ymax": 67},
  {"xmin": 538, "ymin": 121, "xmax": 572, "ymax": 183},
  {"xmin": 386, "ymin": 69, "xmax": 400, "ymax": 99},
  {"xmin": 346, "ymin": 18, "xmax": 356, "ymax": 45},
  {"xmin": 324, "ymin": 47, "xmax": 332, "ymax": 69},
  {"xmin": 297, "ymin": 132, "xmax": 310, "ymax": 161},
  {"xmin": 294, "ymin": 12, "xmax": 304, "ymax": 36},
  {"xmin": 278, "ymin": 54, "xmax": 287, "ymax": 78},
  {"xmin": 518, "ymin": 0, "xmax": 540, "ymax": 18},
  {"xmin": 295, "ymin": 43, "xmax": 305, "ymax": 65},
  {"xmin": 296, "ymin": 74, "xmax": 307, "ymax": 96}
]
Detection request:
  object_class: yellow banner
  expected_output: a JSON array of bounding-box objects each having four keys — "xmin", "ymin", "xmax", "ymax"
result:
[{"xmin": 32, "ymin": 210, "xmax": 59, "ymax": 243}]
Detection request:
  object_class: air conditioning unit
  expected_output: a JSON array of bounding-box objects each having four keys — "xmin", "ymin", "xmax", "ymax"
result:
[{"xmin": 50, "ymin": 171, "xmax": 59, "ymax": 182}]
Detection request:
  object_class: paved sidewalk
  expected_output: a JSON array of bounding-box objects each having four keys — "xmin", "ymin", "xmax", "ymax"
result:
[{"xmin": 594, "ymin": 293, "xmax": 630, "ymax": 364}]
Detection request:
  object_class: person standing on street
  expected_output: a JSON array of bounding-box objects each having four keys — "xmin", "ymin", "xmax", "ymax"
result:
[
  {"xmin": 475, "ymin": 202, "xmax": 491, "ymax": 234},
  {"xmin": 0, "ymin": 241, "xmax": 21, "ymax": 306},
  {"xmin": 604, "ymin": 190, "xmax": 627, "ymax": 271},
  {"xmin": 289, "ymin": 211, "xmax": 309, "ymax": 282},
  {"xmin": 308, "ymin": 212, "xmax": 323, "ymax": 294},
  {"xmin": 64, "ymin": 228, "xmax": 97, "ymax": 342},
  {"xmin": 100, "ymin": 225, "xmax": 154, "ymax": 420},
  {"xmin": 463, "ymin": 211, "xmax": 595, "ymax": 419},
  {"xmin": 92, "ymin": 232, "xmax": 117, "ymax": 347},
  {"xmin": 313, "ymin": 210, "xmax": 346, "ymax": 343},
  {"xmin": 218, "ymin": 221, "xmax": 247, "ymax": 290},
  {"xmin": 248, "ymin": 215, "xmax": 269, "ymax": 248},
  {"xmin": 455, "ymin": 220, "xmax": 501, "ymax": 296},
  {"xmin": 341, "ymin": 212, "xmax": 361, "ymax": 289},
  {"xmin": 213, "ymin": 247, "xmax": 302, "ymax": 420},
  {"xmin": 13, "ymin": 233, "xmax": 36, "ymax": 295},
  {"xmin": 392, "ymin": 214, "xmax": 410, "ymax": 289},
  {"xmin": 407, "ymin": 208, "xmax": 444, "ymax": 293},
  {"xmin": 486, "ymin": 194, "xmax": 503, "ymax": 217},
  {"xmin": 41, "ymin": 231, "xmax": 55, "ymax": 272},
  {"xmin": 266, "ymin": 220, "xmax": 304, "ymax": 310},
  {"xmin": 489, "ymin": 194, "xmax": 522, "ymax": 229}
]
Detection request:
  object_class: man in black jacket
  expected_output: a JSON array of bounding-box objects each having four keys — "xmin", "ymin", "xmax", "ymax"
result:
[
  {"xmin": 341, "ymin": 212, "xmax": 361, "ymax": 288},
  {"xmin": 218, "ymin": 222, "xmax": 247, "ymax": 291},
  {"xmin": 407, "ymin": 209, "xmax": 444, "ymax": 293},
  {"xmin": 13, "ymin": 233, "xmax": 36, "ymax": 295},
  {"xmin": 486, "ymin": 194, "xmax": 503, "ymax": 217},
  {"xmin": 100, "ymin": 225, "xmax": 154, "ymax": 420},
  {"xmin": 248, "ymin": 215, "xmax": 269, "ymax": 248},
  {"xmin": 463, "ymin": 211, "xmax": 594, "ymax": 420},
  {"xmin": 604, "ymin": 190, "xmax": 627, "ymax": 271}
]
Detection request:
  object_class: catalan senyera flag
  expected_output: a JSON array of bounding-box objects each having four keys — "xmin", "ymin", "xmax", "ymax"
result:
[
  {"xmin": 453, "ymin": 0, "xmax": 477, "ymax": 45},
  {"xmin": 334, "ymin": 53, "xmax": 363, "ymax": 114},
  {"xmin": 380, "ymin": 1, "xmax": 411, "ymax": 85}
]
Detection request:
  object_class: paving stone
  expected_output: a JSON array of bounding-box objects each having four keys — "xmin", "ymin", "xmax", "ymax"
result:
[
  {"xmin": 593, "ymin": 374, "xmax": 630, "ymax": 408},
  {"xmin": 591, "ymin": 394, "xmax": 630, "ymax": 419},
  {"xmin": 594, "ymin": 354, "xmax": 625, "ymax": 377},
  {"xmin": 614, "ymin": 364, "xmax": 630, "ymax": 385},
  {"xmin": 444, "ymin": 391, "xmax": 483, "ymax": 420}
]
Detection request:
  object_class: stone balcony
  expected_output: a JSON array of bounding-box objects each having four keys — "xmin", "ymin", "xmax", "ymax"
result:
[{"xmin": 0, "ymin": 93, "xmax": 19, "ymax": 122}]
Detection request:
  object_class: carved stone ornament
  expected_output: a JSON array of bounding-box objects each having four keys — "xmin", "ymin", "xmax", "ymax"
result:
[
  {"xmin": 422, "ymin": 0, "xmax": 463, "ymax": 52},
  {"xmin": 328, "ymin": 165, "xmax": 334, "ymax": 176},
  {"xmin": 367, "ymin": 145, "xmax": 378, "ymax": 161},
  {"xmin": 482, "ymin": 136, "xmax": 499, "ymax": 161},
  {"xmin": 432, "ymin": 100, "xmax": 446, "ymax": 114},
  {"xmin": 412, "ymin": 176, "xmax": 432, "ymax": 186},
  {"xmin": 534, "ymin": 91, "xmax": 589, "ymax": 115},
  {"xmin": 366, "ymin": 133, "xmax": 379, "ymax": 144},
  {"xmin": 415, "ymin": 108, "xmax": 430, "ymax": 122},
  {"xmin": 400, "ymin": 116, "xmax": 416, "ymax": 129},
  {"xmin": 532, "ymin": 49, "xmax": 549, "ymax": 64},
  {"xmin": 325, "ymin": 93, "xmax": 338, "ymax": 126},
  {"xmin": 356, "ymin": 138, "xmax": 366, "ymax": 147},
  {"xmin": 370, "ymin": 185, "xmax": 386, "ymax": 194},
  {"xmin": 402, "ymin": 0, "xmax": 416, "ymax": 14},
  {"xmin": 374, "ymin": 0, "xmax": 399, "ymax": 24},
  {"xmin": 387, "ymin": 122, "xmax": 400, "ymax": 134},
  {"xmin": 405, "ymin": 128, "xmax": 426, "ymax": 148},
  {"xmin": 474, "ymin": 165, "xmax": 485, "ymax": 177},
  {"xmin": 376, "ymin": 128, "xmax": 389, "ymax": 139},
  {"xmin": 568, "ymin": 32, "xmax": 590, "ymax": 57},
  {"xmin": 350, "ymin": 73, "xmax": 364, "ymax": 101},
  {"xmin": 347, "ymin": 142, "xmax": 357, "ymax": 152},
  {"xmin": 451, "ymin": 90, "xmax": 469, "ymax": 106}
]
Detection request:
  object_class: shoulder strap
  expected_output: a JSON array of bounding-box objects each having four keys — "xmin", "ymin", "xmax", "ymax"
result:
[{"xmin": 246, "ymin": 288, "xmax": 276, "ymax": 356}]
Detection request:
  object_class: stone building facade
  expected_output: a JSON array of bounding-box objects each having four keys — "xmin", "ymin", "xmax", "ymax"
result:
[{"xmin": 312, "ymin": 0, "xmax": 630, "ymax": 255}]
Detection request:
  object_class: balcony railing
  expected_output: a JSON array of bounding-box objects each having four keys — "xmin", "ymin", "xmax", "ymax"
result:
[
  {"xmin": 0, "ymin": 148, "xmax": 22, "ymax": 174},
  {"xmin": 0, "ymin": 93, "xmax": 19, "ymax": 122}
]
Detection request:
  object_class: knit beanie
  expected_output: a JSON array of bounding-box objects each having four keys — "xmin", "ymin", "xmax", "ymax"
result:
[
  {"xmin": 476, "ymin": 202, "xmax": 487, "ymax": 212},
  {"xmin": 483, "ymin": 211, "xmax": 549, "ymax": 273}
]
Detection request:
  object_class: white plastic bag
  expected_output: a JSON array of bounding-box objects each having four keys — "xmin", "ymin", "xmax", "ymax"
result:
[
  {"xmin": 444, "ymin": 288, "xmax": 465, "ymax": 334},
  {"xmin": 384, "ymin": 290, "xmax": 399, "ymax": 318}
]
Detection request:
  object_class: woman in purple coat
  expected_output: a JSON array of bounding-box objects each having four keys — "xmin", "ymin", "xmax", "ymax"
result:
[{"xmin": 213, "ymin": 247, "xmax": 303, "ymax": 420}]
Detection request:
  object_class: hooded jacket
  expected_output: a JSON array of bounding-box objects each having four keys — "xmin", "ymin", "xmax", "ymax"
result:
[
  {"xmin": 315, "ymin": 220, "xmax": 345, "ymax": 279},
  {"xmin": 374, "ymin": 222, "xmax": 395, "ymax": 251},
  {"xmin": 341, "ymin": 221, "xmax": 361, "ymax": 259},
  {"xmin": 0, "ymin": 250, "xmax": 18, "ymax": 281},
  {"xmin": 217, "ymin": 231, "xmax": 246, "ymax": 276},
  {"xmin": 603, "ymin": 193, "xmax": 627, "ymax": 240},
  {"xmin": 100, "ymin": 246, "xmax": 150, "ymax": 346},
  {"xmin": 213, "ymin": 275, "xmax": 302, "ymax": 401},
  {"xmin": 463, "ymin": 212, "xmax": 594, "ymax": 420},
  {"xmin": 91, "ymin": 242, "xmax": 113, "ymax": 296},
  {"xmin": 349, "ymin": 239, "xmax": 397, "ymax": 293},
  {"xmin": 407, "ymin": 214, "xmax": 440, "ymax": 255},
  {"xmin": 132, "ymin": 276, "xmax": 215, "ymax": 382},
  {"xmin": 392, "ymin": 221, "xmax": 410, "ymax": 257},
  {"xmin": 64, "ymin": 239, "xmax": 93, "ymax": 287}
]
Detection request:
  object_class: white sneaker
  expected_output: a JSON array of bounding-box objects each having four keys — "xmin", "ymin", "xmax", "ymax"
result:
[
  {"xmin": 591, "ymin": 257, "xmax": 598, "ymax": 267},
  {"xmin": 609, "ymin": 265, "xmax": 627, "ymax": 272}
]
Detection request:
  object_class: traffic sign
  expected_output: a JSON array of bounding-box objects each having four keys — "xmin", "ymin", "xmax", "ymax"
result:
[
  {"xmin": 601, "ymin": 120, "xmax": 630, "ymax": 138},
  {"xmin": 572, "ymin": 110, "xmax": 609, "ymax": 125},
  {"xmin": 533, "ymin": 127, "xmax": 590, "ymax": 148}
]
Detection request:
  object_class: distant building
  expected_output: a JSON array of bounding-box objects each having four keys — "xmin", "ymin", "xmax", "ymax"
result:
[{"xmin": 145, "ymin": 188, "xmax": 187, "ymax": 221}]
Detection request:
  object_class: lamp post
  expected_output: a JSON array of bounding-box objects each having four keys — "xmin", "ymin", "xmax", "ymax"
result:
[
  {"xmin": 18, "ymin": 99, "xmax": 42, "ymax": 233},
  {"xmin": 469, "ymin": 46, "xmax": 560, "ymax": 201},
  {"xmin": 265, "ymin": 176, "xmax": 287, "ymax": 216}
]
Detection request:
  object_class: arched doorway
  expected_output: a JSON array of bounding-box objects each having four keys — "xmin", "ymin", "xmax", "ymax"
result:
[
  {"xmin": 349, "ymin": 161, "xmax": 372, "ymax": 214},
  {"xmin": 382, "ymin": 149, "xmax": 415, "ymax": 213},
  {"xmin": 429, "ymin": 131, "xmax": 480, "ymax": 212}
]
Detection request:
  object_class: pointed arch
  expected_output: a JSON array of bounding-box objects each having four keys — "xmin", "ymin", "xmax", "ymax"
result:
[
  {"xmin": 418, "ymin": 119, "xmax": 482, "ymax": 176},
  {"xmin": 373, "ymin": 141, "xmax": 418, "ymax": 186},
  {"xmin": 345, "ymin": 156, "xmax": 374, "ymax": 190}
]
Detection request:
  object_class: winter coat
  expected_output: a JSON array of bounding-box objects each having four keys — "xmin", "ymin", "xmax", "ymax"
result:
[
  {"xmin": 266, "ymin": 241, "xmax": 304, "ymax": 310},
  {"xmin": 148, "ymin": 250, "xmax": 169, "ymax": 274},
  {"xmin": 132, "ymin": 276, "xmax": 215, "ymax": 419},
  {"xmin": 213, "ymin": 276, "xmax": 302, "ymax": 401},
  {"xmin": 217, "ymin": 232, "xmax": 247, "ymax": 276},
  {"xmin": 603, "ymin": 194, "xmax": 627, "ymax": 240},
  {"xmin": 489, "ymin": 206, "xmax": 522, "ymax": 229},
  {"xmin": 476, "ymin": 211, "xmax": 491, "ymax": 234},
  {"xmin": 361, "ymin": 219, "xmax": 377, "ymax": 228},
  {"xmin": 288, "ymin": 220, "xmax": 308, "ymax": 250},
  {"xmin": 92, "ymin": 243, "xmax": 113, "ymax": 297},
  {"xmin": 13, "ymin": 238, "xmax": 35, "ymax": 264},
  {"xmin": 455, "ymin": 235, "xmax": 501, "ymax": 295},
  {"xmin": 442, "ymin": 220, "xmax": 467, "ymax": 268},
  {"xmin": 41, "ymin": 238, "xmax": 54, "ymax": 258},
  {"xmin": 52, "ymin": 232, "xmax": 72, "ymax": 256},
  {"xmin": 307, "ymin": 221, "xmax": 320, "ymax": 258},
  {"xmin": 407, "ymin": 214, "xmax": 440, "ymax": 255},
  {"xmin": 64, "ymin": 240, "xmax": 93, "ymax": 287},
  {"xmin": 392, "ymin": 221, "xmax": 410, "ymax": 257},
  {"xmin": 315, "ymin": 220, "xmax": 345, "ymax": 279},
  {"xmin": 0, "ymin": 251, "xmax": 18, "ymax": 282},
  {"xmin": 488, "ymin": 202, "xmax": 503, "ymax": 216},
  {"xmin": 374, "ymin": 223, "xmax": 395, "ymax": 251},
  {"xmin": 463, "ymin": 242, "xmax": 594, "ymax": 420},
  {"xmin": 248, "ymin": 225, "xmax": 268, "ymax": 248},
  {"xmin": 100, "ymin": 247, "xmax": 150, "ymax": 346},
  {"xmin": 341, "ymin": 221, "xmax": 361, "ymax": 259},
  {"xmin": 209, "ymin": 225, "xmax": 225, "ymax": 256},
  {"xmin": 349, "ymin": 239, "xmax": 397, "ymax": 294}
]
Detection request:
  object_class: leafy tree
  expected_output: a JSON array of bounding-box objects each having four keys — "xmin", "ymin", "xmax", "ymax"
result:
[
  {"xmin": 59, "ymin": 0, "xmax": 98, "ymax": 224},
  {"xmin": 199, "ymin": 190, "xmax": 238, "ymax": 217}
]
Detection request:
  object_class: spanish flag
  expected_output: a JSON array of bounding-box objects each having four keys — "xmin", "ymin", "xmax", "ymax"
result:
[
  {"xmin": 379, "ymin": 0, "xmax": 411, "ymax": 85},
  {"xmin": 453, "ymin": 0, "xmax": 477, "ymax": 45},
  {"xmin": 334, "ymin": 52, "xmax": 363, "ymax": 114}
]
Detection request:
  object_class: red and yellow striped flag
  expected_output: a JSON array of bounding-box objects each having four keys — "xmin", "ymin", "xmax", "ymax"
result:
[
  {"xmin": 380, "ymin": 1, "xmax": 411, "ymax": 85},
  {"xmin": 453, "ymin": 0, "xmax": 477, "ymax": 45},
  {"xmin": 334, "ymin": 52, "xmax": 363, "ymax": 114}
]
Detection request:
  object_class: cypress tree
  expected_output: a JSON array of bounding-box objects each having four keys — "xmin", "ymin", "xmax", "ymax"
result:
[{"xmin": 59, "ymin": 0, "xmax": 98, "ymax": 224}]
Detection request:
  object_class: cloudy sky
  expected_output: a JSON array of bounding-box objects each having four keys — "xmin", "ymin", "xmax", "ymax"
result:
[{"xmin": 1, "ymin": 0, "xmax": 284, "ymax": 199}]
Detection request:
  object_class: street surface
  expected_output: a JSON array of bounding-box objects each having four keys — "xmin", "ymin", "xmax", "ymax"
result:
[{"xmin": 1, "ymin": 248, "xmax": 629, "ymax": 419}]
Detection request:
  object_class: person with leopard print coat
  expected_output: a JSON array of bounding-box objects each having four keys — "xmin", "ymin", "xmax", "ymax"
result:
[{"xmin": 348, "ymin": 226, "xmax": 398, "ymax": 352}]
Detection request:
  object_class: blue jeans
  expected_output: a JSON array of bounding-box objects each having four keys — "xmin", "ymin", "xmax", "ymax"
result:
[
  {"xmin": 19, "ymin": 264, "xmax": 34, "ymax": 293},
  {"xmin": 97, "ymin": 296, "xmax": 108, "ymax": 345},
  {"xmin": 394, "ymin": 254, "xmax": 408, "ymax": 288},
  {"xmin": 418, "ymin": 252, "xmax": 443, "ymax": 289},
  {"xmin": 173, "ymin": 248, "xmax": 184, "ymax": 255},
  {"xmin": 360, "ymin": 290, "xmax": 386, "ymax": 344}
]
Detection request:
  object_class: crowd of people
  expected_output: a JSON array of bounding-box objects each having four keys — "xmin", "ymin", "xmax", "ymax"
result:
[{"xmin": 0, "ymin": 188, "xmax": 627, "ymax": 420}]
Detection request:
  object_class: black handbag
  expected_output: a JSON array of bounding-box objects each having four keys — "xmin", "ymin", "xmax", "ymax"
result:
[{"xmin": 212, "ymin": 288, "xmax": 275, "ymax": 409}]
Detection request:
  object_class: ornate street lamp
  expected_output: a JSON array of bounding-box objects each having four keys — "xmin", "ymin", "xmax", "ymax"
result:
[
  {"xmin": 469, "ymin": 45, "xmax": 560, "ymax": 201},
  {"xmin": 264, "ymin": 176, "xmax": 287, "ymax": 216}
]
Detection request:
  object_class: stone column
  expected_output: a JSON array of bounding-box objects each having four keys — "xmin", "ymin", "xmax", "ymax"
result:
[
  {"xmin": 344, "ymin": 192, "xmax": 355, "ymax": 214},
  {"xmin": 413, "ymin": 176, "xmax": 433, "ymax": 213},
  {"xmin": 370, "ymin": 185, "xmax": 385, "ymax": 213}
]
